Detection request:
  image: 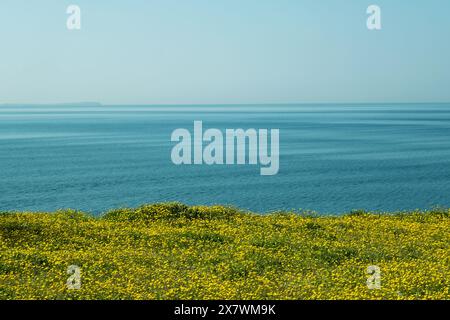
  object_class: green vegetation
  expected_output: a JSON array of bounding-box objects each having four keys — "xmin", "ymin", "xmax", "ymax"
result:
[{"xmin": 0, "ymin": 203, "xmax": 449, "ymax": 300}]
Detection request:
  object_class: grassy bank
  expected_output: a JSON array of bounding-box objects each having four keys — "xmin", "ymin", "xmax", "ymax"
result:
[{"xmin": 0, "ymin": 203, "xmax": 449, "ymax": 300}]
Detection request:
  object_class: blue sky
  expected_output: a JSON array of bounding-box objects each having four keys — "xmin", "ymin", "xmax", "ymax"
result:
[{"xmin": 0, "ymin": 0, "xmax": 449, "ymax": 104}]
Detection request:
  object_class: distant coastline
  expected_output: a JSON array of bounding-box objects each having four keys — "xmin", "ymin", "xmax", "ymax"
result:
[{"xmin": 0, "ymin": 102, "xmax": 103, "ymax": 107}]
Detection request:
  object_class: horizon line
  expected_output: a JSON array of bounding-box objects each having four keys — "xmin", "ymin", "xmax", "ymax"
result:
[{"xmin": 1, "ymin": 101, "xmax": 450, "ymax": 107}]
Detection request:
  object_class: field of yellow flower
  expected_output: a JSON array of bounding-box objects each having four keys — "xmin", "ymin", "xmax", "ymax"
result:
[{"xmin": 0, "ymin": 203, "xmax": 449, "ymax": 300}]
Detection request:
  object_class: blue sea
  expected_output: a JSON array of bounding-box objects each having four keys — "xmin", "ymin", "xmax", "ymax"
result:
[{"xmin": 1, "ymin": 104, "xmax": 450, "ymax": 214}]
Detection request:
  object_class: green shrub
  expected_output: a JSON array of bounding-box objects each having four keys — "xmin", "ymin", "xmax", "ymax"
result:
[{"xmin": 102, "ymin": 203, "xmax": 242, "ymax": 222}]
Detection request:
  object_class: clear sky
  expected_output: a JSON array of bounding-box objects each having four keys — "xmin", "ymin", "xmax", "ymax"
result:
[{"xmin": 0, "ymin": 0, "xmax": 449, "ymax": 104}]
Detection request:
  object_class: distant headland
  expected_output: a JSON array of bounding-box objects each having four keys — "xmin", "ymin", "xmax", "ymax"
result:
[{"xmin": 0, "ymin": 102, "xmax": 103, "ymax": 107}]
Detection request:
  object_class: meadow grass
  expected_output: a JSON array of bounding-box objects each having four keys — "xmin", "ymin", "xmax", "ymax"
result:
[{"xmin": 0, "ymin": 203, "xmax": 449, "ymax": 300}]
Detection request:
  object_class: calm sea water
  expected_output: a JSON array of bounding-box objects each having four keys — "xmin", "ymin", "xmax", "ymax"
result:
[{"xmin": 1, "ymin": 104, "xmax": 450, "ymax": 214}]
